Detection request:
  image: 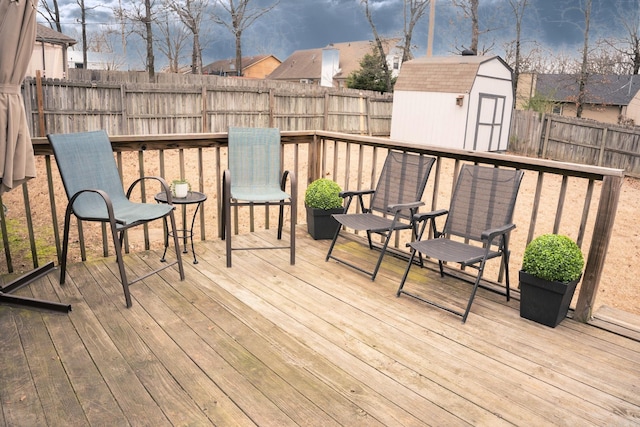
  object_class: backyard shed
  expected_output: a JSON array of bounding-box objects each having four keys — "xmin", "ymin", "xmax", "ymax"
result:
[{"xmin": 391, "ymin": 55, "xmax": 513, "ymax": 152}]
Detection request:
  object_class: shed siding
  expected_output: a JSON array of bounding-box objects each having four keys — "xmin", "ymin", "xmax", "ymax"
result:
[
  {"xmin": 391, "ymin": 91, "xmax": 468, "ymax": 147},
  {"xmin": 624, "ymin": 94, "xmax": 640, "ymax": 125}
]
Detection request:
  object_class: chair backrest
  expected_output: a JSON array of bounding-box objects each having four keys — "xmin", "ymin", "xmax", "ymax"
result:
[
  {"xmin": 48, "ymin": 130, "xmax": 127, "ymax": 218},
  {"xmin": 370, "ymin": 151, "xmax": 435, "ymax": 220},
  {"xmin": 445, "ymin": 164, "xmax": 524, "ymax": 242},
  {"xmin": 228, "ymin": 127, "xmax": 282, "ymax": 191}
]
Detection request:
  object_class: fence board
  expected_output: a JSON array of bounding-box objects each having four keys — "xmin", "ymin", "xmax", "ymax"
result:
[{"xmin": 510, "ymin": 110, "xmax": 640, "ymax": 177}]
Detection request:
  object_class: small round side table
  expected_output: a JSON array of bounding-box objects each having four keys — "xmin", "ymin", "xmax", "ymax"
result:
[{"xmin": 154, "ymin": 191, "xmax": 207, "ymax": 264}]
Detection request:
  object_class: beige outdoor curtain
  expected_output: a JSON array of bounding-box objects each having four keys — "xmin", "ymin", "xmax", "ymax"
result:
[{"xmin": 0, "ymin": 0, "xmax": 38, "ymax": 194}]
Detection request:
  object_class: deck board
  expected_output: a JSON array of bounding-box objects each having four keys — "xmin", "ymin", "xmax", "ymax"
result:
[{"xmin": 1, "ymin": 228, "xmax": 639, "ymax": 426}]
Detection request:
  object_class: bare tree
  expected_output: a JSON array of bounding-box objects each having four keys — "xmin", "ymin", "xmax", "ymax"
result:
[
  {"xmin": 576, "ymin": 0, "xmax": 591, "ymax": 118},
  {"xmin": 75, "ymin": 0, "xmax": 101, "ymax": 69},
  {"xmin": 604, "ymin": 1, "xmax": 640, "ymax": 74},
  {"xmin": 212, "ymin": 0, "xmax": 279, "ymax": 77},
  {"xmin": 165, "ymin": 0, "xmax": 209, "ymax": 74},
  {"xmin": 360, "ymin": 0, "xmax": 392, "ymax": 91},
  {"xmin": 156, "ymin": 10, "xmax": 190, "ymax": 72},
  {"xmin": 117, "ymin": 0, "xmax": 158, "ymax": 80},
  {"xmin": 506, "ymin": 0, "xmax": 530, "ymax": 94},
  {"xmin": 452, "ymin": 0, "xmax": 479, "ymax": 54},
  {"xmin": 400, "ymin": 0, "xmax": 430, "ymax": 62},
  {"xmin": 38, "ymin": 0, "xmax": 63, "ymax": 32},
  {"xmin": 86, "ymin": 27, "xmax": 126, "ymax": 71}
]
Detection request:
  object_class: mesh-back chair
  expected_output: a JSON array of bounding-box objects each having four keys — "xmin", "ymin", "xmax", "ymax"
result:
[
  {"xmin": 48, "ymin": 130, "xmax": 185, "ymax": 308},
  {"xmin": 221, "ymin": 127, "xmax": 297, "ymax": 267},
  {"xmin": 326, "ymin": 151, "xmax": 435, "ymax": 280},
  {"xmin": 397, "ymin": 164, "xmax": 524, "ymax": 323}
]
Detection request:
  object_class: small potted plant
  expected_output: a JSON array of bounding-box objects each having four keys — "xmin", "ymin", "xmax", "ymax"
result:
[
  {"xmin": 304, "ymin": 178, "xmax": 344, "ymax": 240},
  {"xmin": 519, "ymin": 234, "xmax": 585, "ymax": 327},
  {"xmin": 171, "ymin": 179, "xmax": 191, "ymax": 198}
]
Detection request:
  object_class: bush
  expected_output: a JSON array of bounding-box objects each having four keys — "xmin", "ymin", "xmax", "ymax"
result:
[
  {"xmin": 521, "ymin": 234, "xmax": 584, "ymax": 282},
  {"xmin": 304, "ymin": 178, "xmax": 343, "ymax": 210}
]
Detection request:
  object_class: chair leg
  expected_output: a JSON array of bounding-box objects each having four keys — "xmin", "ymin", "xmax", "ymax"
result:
[
  {"xmin": 59, "ymin": 206, "xmax": 74, "ymax": 285},
  {"xmin": 109, "ymin": 222, "xmax": 132, "ymax": 308},
  {"xmin": 438, "ymin": 260, "xmax": 445, "ymax": 277},
  {"xmin": 225, "ymin": 199, "xmax": 232, "ymax": 268},
  {"xmin": 502, "ymin": 250, "xmax": 511, "ymax": 301},
  {"xmin": 277, "ymin": 201, "xmax": 284, "ymax": 240},
  {"xmin": 325, "ymin": 223, "xmax": 342, "ymax": 261},
  {"xmin": 461, "ymin": 257, "xmax": 490, "ymax": 323},
  {"xmin": 371, "ymin": 230, "xmax": 393, "ymax": 281},
  {"xmin": 397, "ymin": 249, "xmax": 418, "ymax": 296},
  {"xmin": 289, "ymin": 200, "xmax": 296, "ymax": 265}
]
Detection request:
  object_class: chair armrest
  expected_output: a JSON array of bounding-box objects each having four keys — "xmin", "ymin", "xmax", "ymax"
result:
[
  {"xmin": 281, "ymin": 170, "xmax": 297, "ymax": 199},
  {"xmin": 481, "ymin": 223, "xmax": 516, "ymax": 241},
  {"xmin": 339, "ymin": 189, "xmax": 375, "ymax": 198},
  {"xmin": 414, "ymin": 209, "xmax": 448, "ymax": 222},
  {"xmin": 387, "ymin": 201, "xmax": 424, "ymax": 213},
  {"xmin": 126, "ymin": 176, "xmax": 172, "ymax": 202},
  {"xmin": 340, "ymin": 189, "xmax": 374, "ymax": 212},
  {"xmin": 69, "ymin": 188, "xmax": 124, "ymax": 225}
]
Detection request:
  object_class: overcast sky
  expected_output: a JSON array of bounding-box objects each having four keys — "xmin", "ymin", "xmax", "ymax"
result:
[{"xmin": 46, "ymin": 0, "xmax": 637, "ymax": 70}]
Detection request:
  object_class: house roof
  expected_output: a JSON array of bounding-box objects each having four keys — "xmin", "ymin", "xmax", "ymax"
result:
[
  {"xmin": 394, "ymin": 55, "xmax": 506, "ymax": 93},
  {"xmin": 202, "ymin": 54, "xmax": 279, "ymax": 75},
  {"xmin": 36, "ymin": 24, "xmax": 77, "ymax": 46},
  {"xmin": 267, "ymin": 39, "xmax": 400, "ymax": 81},
  {"xmin": 535, "ymin": 74, "xmax": 640, "ymax": 106}
]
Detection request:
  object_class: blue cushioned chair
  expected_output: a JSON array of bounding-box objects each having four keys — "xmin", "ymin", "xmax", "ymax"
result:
[
  {"xmin": 222, "ymin": 127, "xmax": 297, "ymax": 267},
  {"xmin": 48, "ymin": 130, "xmax": 185, "ymax": 307}
]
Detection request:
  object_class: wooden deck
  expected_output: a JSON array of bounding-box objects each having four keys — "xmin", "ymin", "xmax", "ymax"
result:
[{"xmin": 1, "ymin": 228, "xmax": 639, "ymax": 426}]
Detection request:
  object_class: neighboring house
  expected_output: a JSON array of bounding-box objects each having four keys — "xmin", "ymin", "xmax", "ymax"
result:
[
  {"xmin": 517, "ymin": 73, "xmax": 640, "ymax": 125},
  {"xmin": 391, "ymin": 54, "xmax": 514, "ymax": 152},
  {"xmin": 67, "ymin": 50, "xmax": 112, "ymax": 71},
  {"xmin": 202, "ymin": 55, "xmax": 281, "ymax": 79},
  {"xmin": 26, "ymin": 24, "xmax": 77, "ymax": 78},
  {"xmin": 267, "ymin": 39, "xmax": 402, "ymax": 88}
]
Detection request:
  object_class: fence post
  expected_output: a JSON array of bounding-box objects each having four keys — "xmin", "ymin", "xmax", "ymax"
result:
[
  {"xmin": 201, "ymin": 86, "xmax": 208, "ymax": 132},
  {"xmin": 597, "ymin": 127, "xmax": 608, "ymax": 166},
  {"xmin": 540, "ymin": 114, "xmax": 550, "ymax": 158},
  {"xmin": 574, "ymin": 173, "xmax": 623, "ymax": 322}
]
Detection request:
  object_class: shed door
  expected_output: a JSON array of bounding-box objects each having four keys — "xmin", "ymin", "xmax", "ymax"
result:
[{"xmin": 474, "ymin": 94, "xmax": 505, "ymax": 151}]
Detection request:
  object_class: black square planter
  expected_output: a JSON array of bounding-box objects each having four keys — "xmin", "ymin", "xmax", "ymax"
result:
[
  {"xmin": 519, "ymin": 271, "xmax": 580, "ymax": 328},
  {"xmin": 305, "ymin": 206, "xmax": 343, "ymax": 240}
]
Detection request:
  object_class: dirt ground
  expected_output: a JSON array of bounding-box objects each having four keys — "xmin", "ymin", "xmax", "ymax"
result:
[{"xmin": 2, "ymin": 149, "xmax": 639, "ymax": 317}]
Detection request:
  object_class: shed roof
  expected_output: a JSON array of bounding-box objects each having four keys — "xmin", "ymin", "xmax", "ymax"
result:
[
  {"xmin": 394, "ymin": 55, "xmax": 505, "ymax": 93},
  {"xmin": 535, "ymin": 74, "xmax": 640, "ymax": 106}
]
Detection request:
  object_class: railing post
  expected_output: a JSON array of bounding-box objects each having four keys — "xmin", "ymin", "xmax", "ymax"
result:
[
  {"xmin": 308, "ymin": 133, "xmax": 321, "ymax": 184},
  {"xmin": 574, "ymin": 173, "xmax": 623, "ymax": 322}
]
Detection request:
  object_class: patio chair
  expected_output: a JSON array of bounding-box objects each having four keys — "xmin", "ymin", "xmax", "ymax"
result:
[
  {"xmin": 326, "ymin": 151, "xmax": 435, "ymax": 280},
  {"xmin": 221, "ymin": 127, "xmax": 297, "ymax": 267},
  {"xmin": 48, "ymin": 130, "xmax": 185, "ymax": 308},
  {"xmin": 397, "ymin": 164, "xmax": 524, "ymax": 323}
]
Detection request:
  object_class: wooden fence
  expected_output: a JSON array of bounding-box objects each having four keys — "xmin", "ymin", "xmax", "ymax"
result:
[
  {"xmin": 509, "ymin": 110, "xmax": 640, "ymax": 178},
  {"xmin": 22, "ymin": 70, "xmax": 393, "ymax": 138}
]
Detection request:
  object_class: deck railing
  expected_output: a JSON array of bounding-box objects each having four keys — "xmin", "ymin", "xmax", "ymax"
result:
[{"xmin": 0, "ymin": 131, "xmax": 623, "ymax": 323}]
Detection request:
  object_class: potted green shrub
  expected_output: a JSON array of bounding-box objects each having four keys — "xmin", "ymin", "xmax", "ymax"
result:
[
  {"xmin": 171, "ymin": 179, "xmax": 191, "ymax": 198},
  {"xmin": 304, "ymin": 178, "xmax": 344, "ymax": 240},
  {"xmin": 519, "ymin": 234, "xmax": 585, "ymax": 327}
]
